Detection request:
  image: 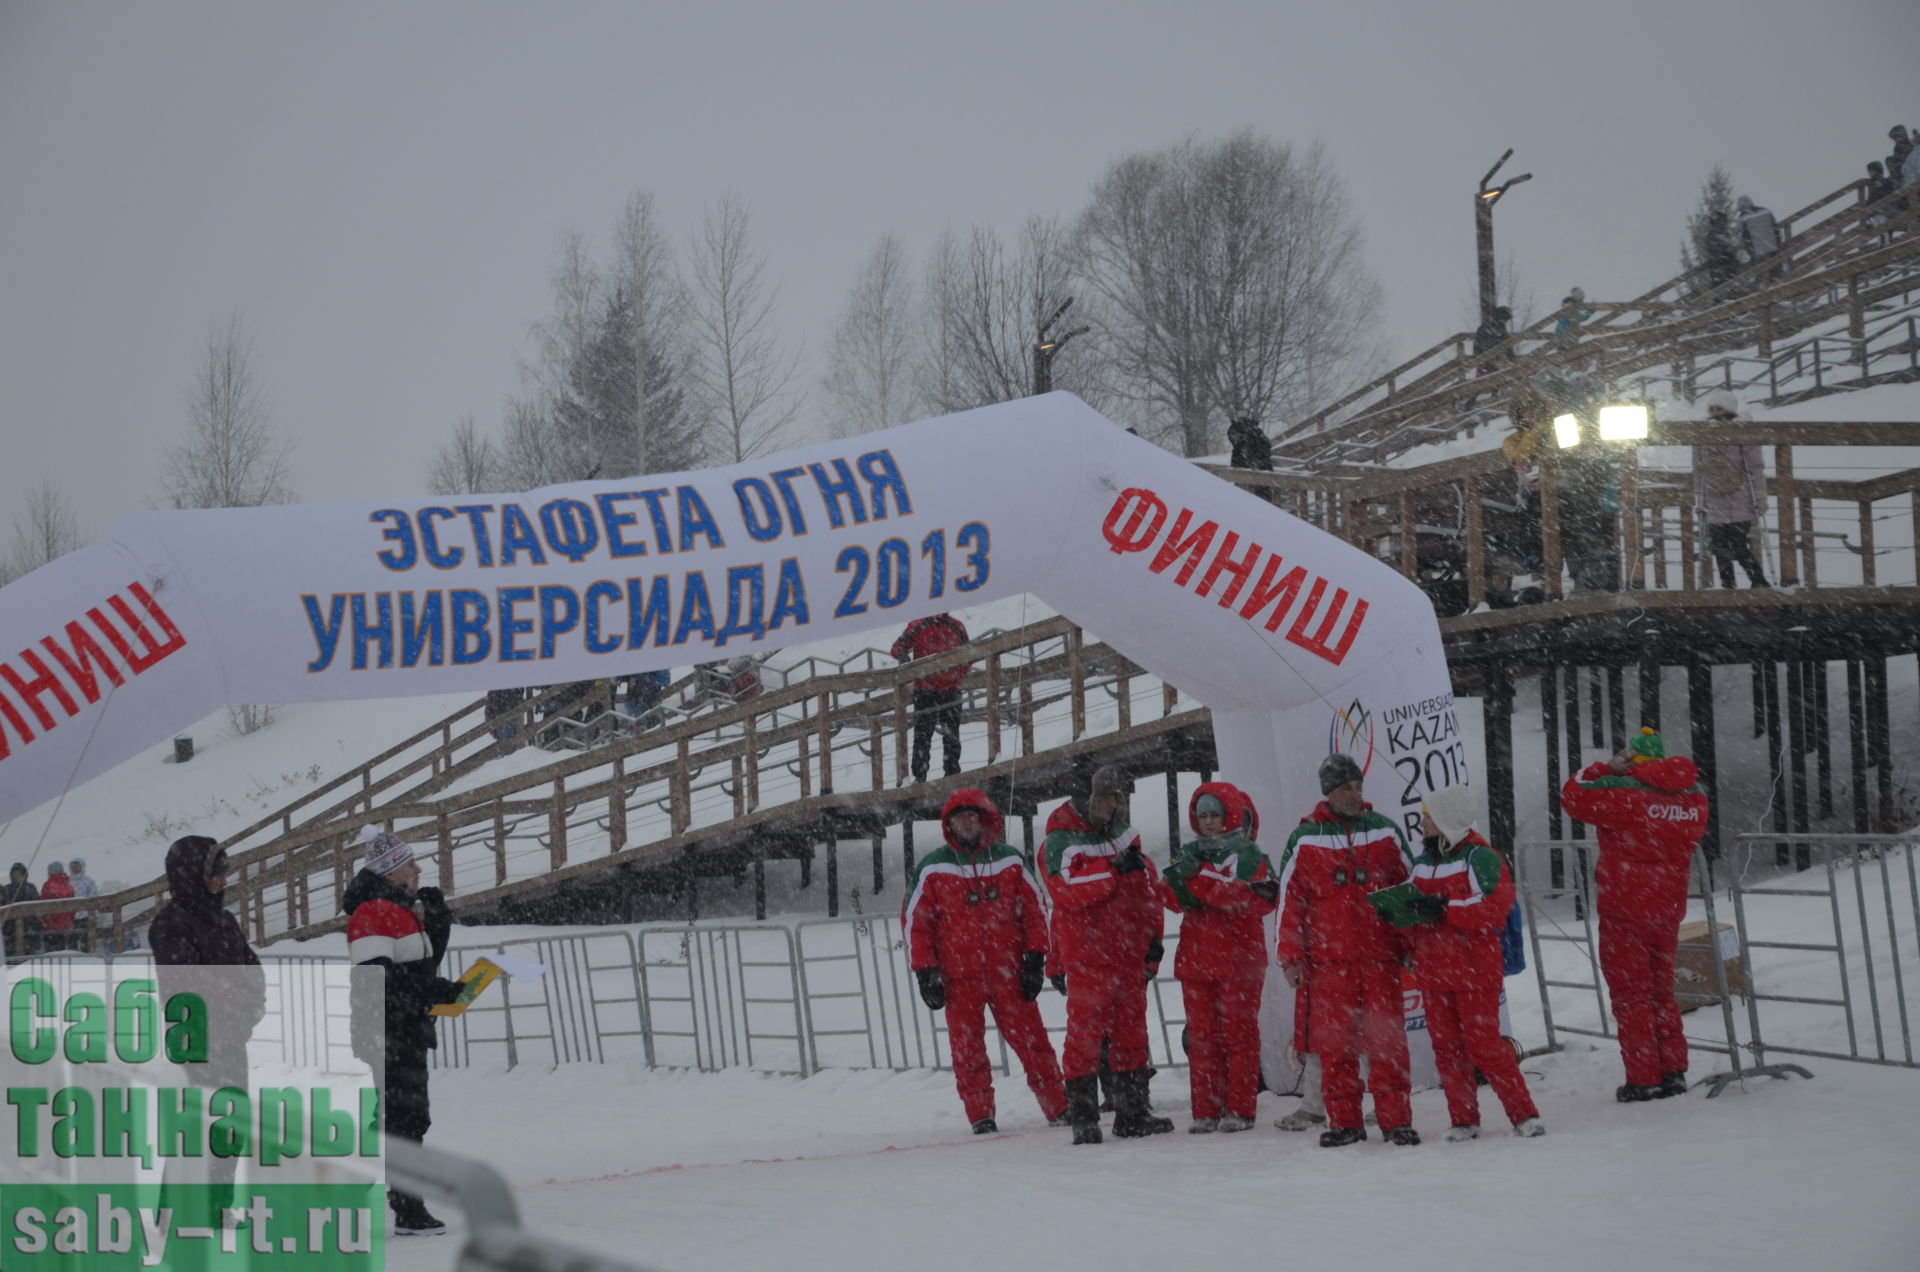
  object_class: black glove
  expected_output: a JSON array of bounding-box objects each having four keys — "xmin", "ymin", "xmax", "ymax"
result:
[
  {"xmin": 1110, "ymin": 847, "xmax": 1145, "ymax": 876},
  {"xmin": 1019, "ymin": 951, "xmax": 1046, "ymax": 1002},
  {"xmin": 1409, "ymin": 894, "xmax": 1447, "ymax": 923},
  {"xmin": 1050, "ymin": 974, "xmax": 1068, "ymax": 996},
  {"xmin": 432, "ymin": 976, "xmax": 467, "ymax": 1005},
  {"xmin": 1145, "ymin": 937, "xmax": 1164, "ymax": 971},
  {"xmin": 416, "ymin": 886, "xmax": 448, "ymax": 909},
  {"xmin": 1248, "ymin": 879, "xmax": 1280, "ymax": 904},
  {"xmin": 916, "ymin": 966, "xmax": 947, "ymax": 1011}
]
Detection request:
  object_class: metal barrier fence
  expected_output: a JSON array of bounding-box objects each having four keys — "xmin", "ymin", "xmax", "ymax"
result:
[{"xmin": 1515, "ymin": 833, "xmax": 1918, "ymax": 1090}]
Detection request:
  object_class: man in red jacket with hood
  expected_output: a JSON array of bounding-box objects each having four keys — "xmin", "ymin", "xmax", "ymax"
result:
[
  {"xmin": 891, "ymin": 612, "xmax": 972, "ymax": 783},
  {"xmin": 1560, "ymin": 727, "xmax": 1710, "ymax": 1102},
  {"xmin": 1042, "ymin": 765, "xmax": 1171, "ymax": 1144},
  {"xmin": 904, "ymin": 788, "xmax": 1066, "ymax": 1134}
]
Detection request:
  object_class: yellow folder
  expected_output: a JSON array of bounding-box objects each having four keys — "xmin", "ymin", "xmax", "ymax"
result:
[{"xmin": 430, "ymin": 957, "xmax": 504, "ymax": 1017}]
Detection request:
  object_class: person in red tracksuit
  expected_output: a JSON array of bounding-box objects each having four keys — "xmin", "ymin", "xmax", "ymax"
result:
[
  {"xmin": 1276, "ymin": 753, "xmax": 1420, "ymax": 1147},
  {"xmin": 1560, "ymin": 727, "xmax": 1710, "ymax": 1102},
  {"xmin": 1042, "ymin": 765, "xmax": 1171, "ymax": 1144},
  {"xmin": 1163, "ymin": 782, "xmax": 1278, "ymax": 1133},
  {"xmin": 891, "ymin": 612, "xmax": 972, "ymax": 782},
  {"xmin": 904, "ymin": 788, "xmax": 1067, "ymax": 1134},
  {"xmin": 1403, "ymin": 783, "xmax": 1544, "ymax": 1141}
]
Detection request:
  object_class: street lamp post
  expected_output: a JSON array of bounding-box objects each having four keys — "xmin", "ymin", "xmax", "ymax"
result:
[
  {"xmin": 1475, "ymin": 150, "xmax": 1533, "ymax": 329},
  {"xmin": 1032, "ymin": 297, "xmax": 1091, "ymax": 396}
]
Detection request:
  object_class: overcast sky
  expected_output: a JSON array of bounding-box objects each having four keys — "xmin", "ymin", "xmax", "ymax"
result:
[{"xmin": 3, "ymin": 0, "xmax": 1915, "ymax": 539}]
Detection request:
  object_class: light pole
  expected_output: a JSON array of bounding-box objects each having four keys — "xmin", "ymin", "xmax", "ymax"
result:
[
  {"xmin": 1475, "ymin": 150, "xmax": 1532, "ymax": 329},
  {"xmin": 1032, "ymin": 297, "xmax": 1091, "ymax": 396}
]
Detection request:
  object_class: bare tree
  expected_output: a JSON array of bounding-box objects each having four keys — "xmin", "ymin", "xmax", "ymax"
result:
[
  {"xmin": 160, "ymin": 313, "xmax": 295, "ymax": 508},
  {"xmin": 686, "ymin": 191, "xmax": 803, "ymax": 464},
  {"xmin": 426, "ymin": 414, "xmax": 500, "ymax": 495},
  {"xmin": 1077, "ymin": 131, "xmax": 1382, "ymax": 456},
  {"xmin": 4, "ymin": 478, "xmax": 85, "ymax": 583},
  {"xmin": 915, "ymin": 218, "xmax": 1096, "ymax": 416},
  {"xmin": 820, "ymin": 234, "xmax": 918, "ymax": 439}
]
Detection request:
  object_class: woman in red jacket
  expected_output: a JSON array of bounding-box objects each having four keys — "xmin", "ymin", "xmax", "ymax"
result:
[
  {"xmin": 1163, "ymin": 783, "xmax": 1277, "ymax": 1132},
  {"xmin": 1404, "ymin": 784, "xmax": 1543, "ymax": 1141}
]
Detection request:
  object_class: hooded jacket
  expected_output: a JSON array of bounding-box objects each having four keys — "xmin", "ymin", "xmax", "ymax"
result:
[
  {"xmin": 38, "ymin": 871, "xmax": 76, "ymax": 933},
  {"xmin": 1275, "ymin": 801, "xmax": 1413, "ymax": 969},
  {"xmin": 901, "ymin": 788, "xmax": 1047, "ymax": 978},
  {"xmin": 1041, "ymin": 797, "xmax": 1163, "ymax": 980},
  {"xmin": 343, "ymin": 868, "xmax": 460, "ymax": 1065},
  {"xmin": 1560, "ymin": 757, "xmax": 1709, "ymax": 925},
  {"xmin": 891, "ymin": 614, "xmax": 972, "ymax": 693},
  {"xmin": 1162, "ymin": 782, "xmax": 1276, "ymax": 981},
  {"xmin": 148, "ymin": 836, "xmax": 260, "ymax": 968},
  {"xmin": 1405, "ymin": 829, "xmax": 1513, "ymax": 990}
]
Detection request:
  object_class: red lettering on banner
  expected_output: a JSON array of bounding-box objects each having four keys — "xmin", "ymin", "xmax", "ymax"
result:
[
  {"xmin": 1100, "ymin": 487, "xmax": 1370, "ymax": 667},
  {"xmin": 0, "ymin": 582, "xmax": 187, "ymax": 761}
]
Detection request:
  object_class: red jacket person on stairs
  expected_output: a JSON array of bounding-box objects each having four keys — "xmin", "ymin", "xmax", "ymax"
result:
[
  {"xmin": 1560, "ymin": 728, "xmax": 1710, "ymax": 1102},
  {"xmin": 903, "ymin": 788, "xmax": 1066, "ymax": 1134}
]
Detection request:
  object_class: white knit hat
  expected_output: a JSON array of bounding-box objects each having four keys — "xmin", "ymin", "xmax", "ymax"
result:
[
  {"xmin": 1422, "ymin": 784, "xmax": 1479, "ymax": 848},
  {"xmin": 1703, "ymin": 389, "xmax": 1740, "ymax": 417},
  {"xmin": 362, "ymin": 829, "xmax": 415, "ymax": 876}
]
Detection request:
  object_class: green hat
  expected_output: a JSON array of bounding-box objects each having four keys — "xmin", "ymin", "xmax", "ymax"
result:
[{"xmin": 1628, "ymin": 727, "xmax": 1665, "ymax": 761}]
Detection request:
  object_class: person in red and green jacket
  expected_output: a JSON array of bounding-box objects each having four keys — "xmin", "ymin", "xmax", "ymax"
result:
[
  {"xmin": 1041, "ymin": 765, "xmax": 1171, "ymax": 1144},
  {"xmin": 1403, "ymin": 784, "xmax": 1543, "ymax": 1141},
  {"xmin": 904, "ymin": 787, "xmax": 1067, "ymax": 1134},
  {"xmin": 1560, "ymin": 727, "xmax": 1710, "ymax": 1102},
  {"xmin": 891, "ymin": 613, "xmax": 972, "ymax": 782},
  {"xmin": 1163, "ymin": 782, "xmax": 1278, "ymax": 1133},
  {"xmin": 1276, "ymin": 753, "xmax": 1419, "ymax": 1147}
]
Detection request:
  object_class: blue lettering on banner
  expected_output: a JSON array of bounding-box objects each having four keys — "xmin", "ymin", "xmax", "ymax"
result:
[
  {"xmin": 497, "ymin": 505, "xmax": 547, "ymax": 566},
  {"xmin": 371, "ymin": 510, "xmax": 417, "ymax": 571},
  {"xmin": 583, "ymin": 580, "xmax": 623, "ymax": 653},
  {"xmin": 451, "ymin": 589, "xmax": 491, "ymax": 663},
  {"xmin": 809, "ymin": 459, "xmax": 869, "ymax": 528},
  {"xmin": 856, "ymin": 450, "xmax": 913, "ymax": 518},
  {"xmin": 538, "ymin": 585, "xmax": 581, "ymax": 658},
  {"xmin": 350, "ymin": 593, "xmax": 393, "ymax": 670},
  {"xmin": 769, "ymin": 468, "xmax": 811, "ymax": 536},
  {"xmin": 540, "ymin": 499, "xmax": 600, "ymax": 563},
  {"xmin": 734, "ymin": 478, "xmax": 783, "ymax": 543},
  {"xmin": 400, "ymin": 591, "xmax": 444, "ymax": 667},
  {"xmin": 418, "ymin": 507, "xmax": 464, "ymax": 569},
  {"xmin": 634, "ymin": 489, "xmax": 674, "ymax": 554},
  {"xmin": 676, "ymin": 486, "xmax": 726, "ymax": 551},
  {"xmin": 769, "ymin": 559, "xmax": 809, "ymax": 631},
  {"xmin": 497, "ymin": 586, "xmax": 535, "ymax": 661},
  {"xmin": 627, "ymin": 576, "xmax": 673, "ymax": 649},
  {"xmin": 301, "ymin": 595, "xmax": 347, "ymax": 672},
  {"xmin": 454, "ymin": 505, "xmax": 496, "ymax": 567},
  {"xmin": 597, "ymin": 492, "xmax": 651, "ymax": 559},
  {"xmin": 715, "ymin": 566, "xmax": 766, "ymax": 646},
  {"xmin": 674, "ymin": 572, "xmax": 717, "ymax": 645}
]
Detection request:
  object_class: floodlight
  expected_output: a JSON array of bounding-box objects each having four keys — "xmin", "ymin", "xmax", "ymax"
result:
[
  {"xmin": 1597, "ymin": 404, "xmax": 1649, "ymax": 441},
  {"xmin": 1553, "ymin": 414, "xmax": 1581, "ymax": 449}
]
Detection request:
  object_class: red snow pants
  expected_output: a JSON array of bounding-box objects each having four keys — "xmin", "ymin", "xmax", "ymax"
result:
[
  {"xmin": 946, "ymin": 975, "xmax": 1066, "ymax": 1124},
  {"xmin": 1181, "ymin": 976, "xmax": 1264, "ymax": 1121},
  {"xmin": 1423, "ymin": 987, "xmax": 1538, "ymax": 1127},
  {"xmin": 1598, "ymin": 913, "xmax": 1687, "ymax": 1086},
  {"xmin": 1062, "ymin": 968, "xmax": 1150, "ymax": 1078},
  {"xmin": 1304, "ymin": 960, "xmax": 1411, "ymax": 1131}
]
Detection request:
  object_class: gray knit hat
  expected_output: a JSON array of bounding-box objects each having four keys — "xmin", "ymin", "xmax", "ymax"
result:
[
  {"xmin": 363, "ymin": 831, "xmax": 415, "ymax": 876},
  {"xmin": 1318, "ymin": 753, "xmax": 1365, "ymax": 795}
]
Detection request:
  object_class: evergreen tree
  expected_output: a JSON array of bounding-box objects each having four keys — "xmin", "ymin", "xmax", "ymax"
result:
[
  {"xmin": 1682, "ymin": 165, "xmax": 1742, "ymax": 297},
  {"xmin": 551, "ymin": 287, "xmax": 698, "ymax": 480}
]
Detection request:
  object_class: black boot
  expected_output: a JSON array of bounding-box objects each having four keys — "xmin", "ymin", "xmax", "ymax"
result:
[
  {"xmin": 1111, "ymin": 1068, "xmax": 1174, "ymax": 1138},
  {"xmin": 1383, "ymin": 1125, "xmax": 1422, "ymax": 1146},
  {"xmin": 1066, "ymin": 1075, "xmax": 1103, "ymax": 1146},
  {"xmin": 1319, "ymin": 1126, "xmax": 1367, "ymax": 1148},
  {"xmin": 1615, "ymin": 1082, "xmax": 1663, "ymax": 1103},
  {"xmin": 971, "ymin": 1117, "xmax": 998, "ymax": 1135},
  {"xmin": 1659, "ymin": 1072, "xmax": 1689, "ymax": 1098},
  {"xmin": 389, "ymin": 1190, "xmax": 447, "ymax": 1237}
]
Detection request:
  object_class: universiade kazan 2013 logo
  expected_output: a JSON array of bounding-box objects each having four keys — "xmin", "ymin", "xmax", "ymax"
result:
[{"xmin": 1326, "ymin": 699, "xmax": 1375, "ymax": 775}]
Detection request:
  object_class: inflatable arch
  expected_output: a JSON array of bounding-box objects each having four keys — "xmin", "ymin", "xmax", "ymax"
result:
[{"xmin": 0, "ymin": 394, "xmax": 1464, "ymax": 1078}]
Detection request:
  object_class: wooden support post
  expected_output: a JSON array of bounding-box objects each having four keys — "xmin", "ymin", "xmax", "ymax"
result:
[
  {"xmin": 1116, "ymin": 660, "xmax": 1132, "ymax": 732},
  {"xmin": 986, "ymin": 654, "xmax": 1002, "ymax": 762},
  {"xmin": 551, "ymin": 775, "xmax": 568, "ymax": 870},
  {"xmin": 1543, "ymin": 666, "xmax": 1562, "ymax": 840},
  {"xmin": 438, "ymin": 812, "xmax": 454, "ymax": 891},
  {"xmin": 893, "ymin": 685, "xmax": 910, "ymax": 784},
  {"xmin": 1639, "ymin": 662, "xmax": 1662, "ymax": 733},
  {"xmin": 796, "ymin": 731, "xmax": 812, "ymax": 800},
  {"xmin": 675, "ymin": 738, "xmax": 692, "ymax": 832},
  {"xmin": 1799, "ymin": 496, "xmax": 1817, "ymax": 588},
  {"xmin": 1651, "ymin": 507, "xmax": 1668, "ymax": 589},
  {"xmin": 1539, "ymin": 452, "xmax": 1564, "ymax": 600},
  {"xmin": 1846, "ymin": 662, "xmax": 1869, "ymax": 833},
  {"xmin": 1464, "ymin": 477, "xmax": 1486, "ymax": 610},
  {"xmin": 1859, "ymin": 502, "xmax": 1876, "ymax": 587},
  {"xmin": 869, "ymin": 718, "xmax": 884, "ymax": 792},
  {"xmin": 1069, "ymin": 627, "xmax": 1086, "ymax": 740},
  {"xmin": 1619, "ymin": 446, "xmax": 1643, "ymax": 589},
  {"xmin": 609, "ymin": 755, "xmax": 626, "ymax": 853},
  {"xmin": 493, "ymin": 798, "xmax": 507, "ymax": 886},
  {"xmin": 1775, "ymin": 446, "xmax": 1799, "ymax": 586},
  {"xmin": 334, "ymin": 839, "xmax": 349, "ymax": 911},
  {"xmin": 1688, "ymin": 663, "xmax": 1721, "ymax": 863},
  {"xmin": 817, "ymin": 692, "xmax": 832, "ymax": 793},
  {"xmin": 1758, "ymin": 303, "xmax": 1773, "ymax": 359},
  {"xmin": 1847, "ymin": 273, "xmax": 1865, "ymax": 340},
  {"xmin": 743, "ymin": 716, "xmax": 759, "ymax": 810},
  {"xmin": 1485, "ymin": 666, "xmax": 1515, "ymax": 854},
  {"xmin": 1400, "ymin": 491, "xmax": 1417, "ymax": 580},
  {"xmin": 1679, "ymin": 505, "xmax": 1697, "ymax": 591},
  {"xmin": 731, "ymin": 756, "xmax": 744, "ymax": 818}
]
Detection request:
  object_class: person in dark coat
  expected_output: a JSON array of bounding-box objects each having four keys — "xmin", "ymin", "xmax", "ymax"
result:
[
  {"xmin": 3, "ymin": 862, "xmax": 41, "ymax": 956},
  {"xmin": 1227, "ymin": 417, "xmax": 1276, "ymax": 504},
  {"xmin": 148, "ymin": 835, "xmax": 267, "ymax": 1203},
  {"xmin": 345, "ymin": 831, "xmax": 465, "ymax": 1236}
]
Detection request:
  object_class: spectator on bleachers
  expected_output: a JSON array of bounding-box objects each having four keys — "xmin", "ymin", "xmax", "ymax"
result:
[
  {"xmin": 1866, "ymin": 161, "xmax": 1897, "ymax": 205},
  {"xmin": 892, "ymin": 613, "xmax": 972, "ymax": 783},
  {"xmin": 1227, "ymin": 417, "xmax": 1275, "ymax": 504},
  {"xmin": 621, "ymin": 669, "xmax": 671, "ymax": 727},
  {"xmin": 1888, "ymin": 126, "xmax": 1912, "ymax": 185},
  {"xmin": 67, "ymin": 857, "xmax": 98, "ymax": 951},
  {"xmin": 1736, "ymin": 196, "xmax": 1784, "ymax": 277},
  {"xmin": 1694, "ymin": 391, "xmax": 1772, "ymax": 590},
  {"xmin": 38, "ymin": 863, "xmax": 76, "ymax": 952},
  {"xmin": 486, "ymin": 686, "xmax": 526, "ymax": 746},
  {"xmin": 1553, "ymin": 288, "xmax": 1592, "ymax": 344},
  {"xmin": 3, "ymin": 863, "xmax": 39, "ymax": 956}
]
